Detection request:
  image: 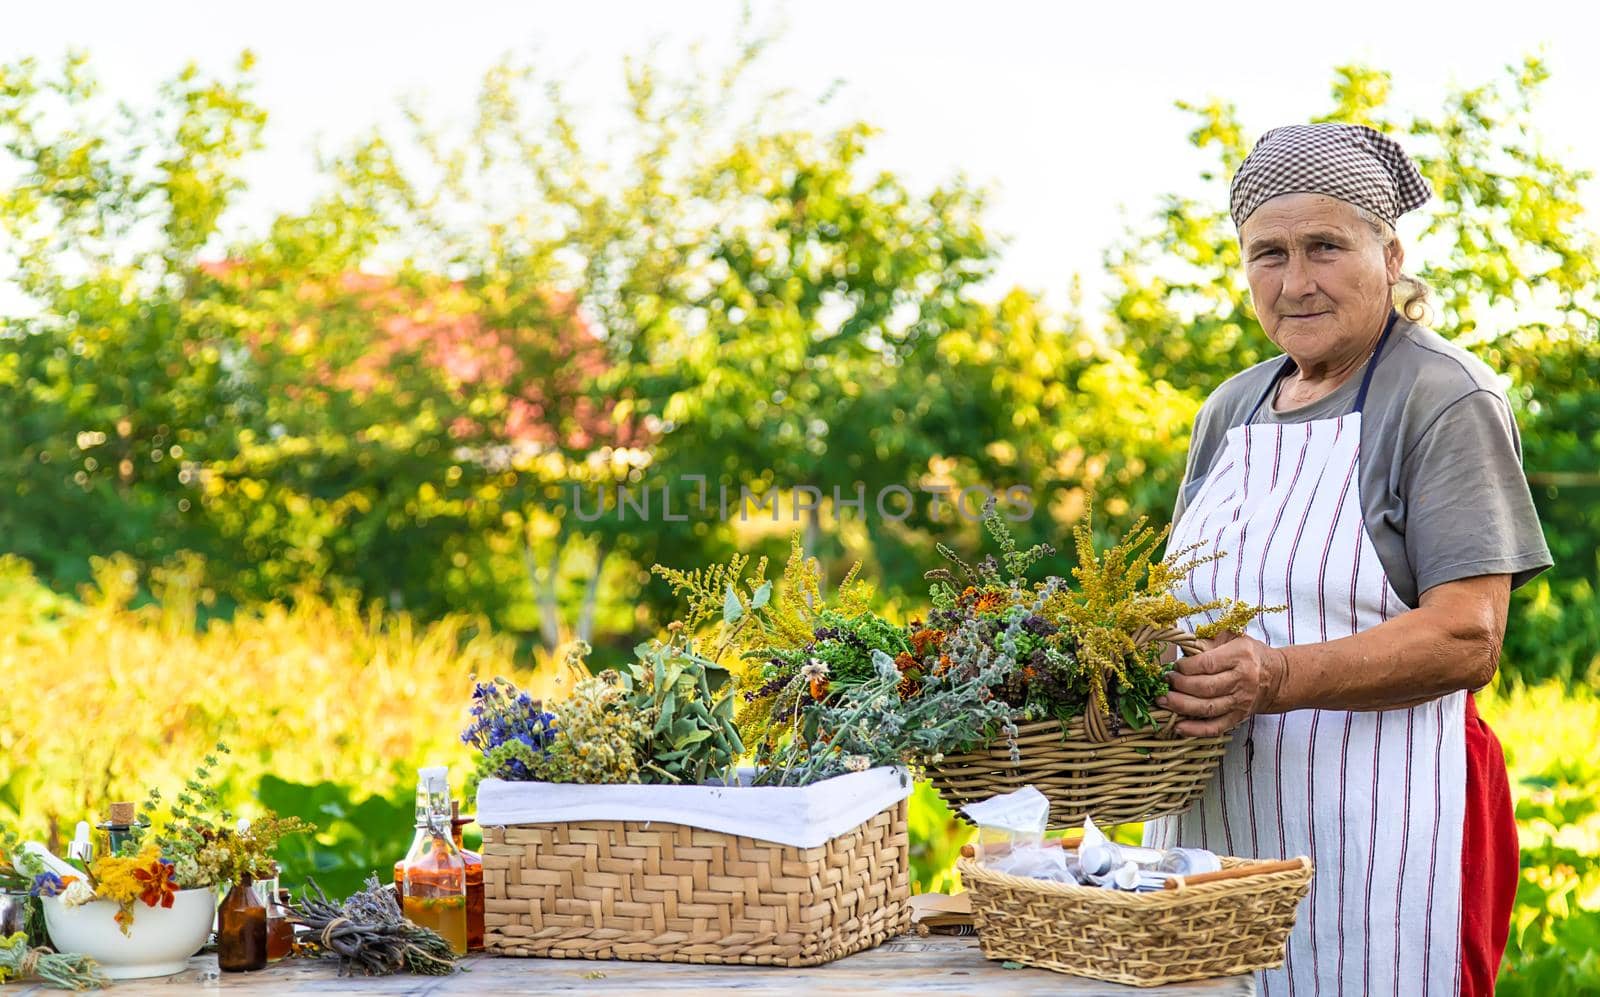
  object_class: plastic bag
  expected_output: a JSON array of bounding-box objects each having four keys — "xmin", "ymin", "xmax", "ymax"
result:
[
  {"xmin": 959, "ymin": 795, "xmax": 1224, "ymax": 890},
  {"xmin": 960, "ymin": 785, "xmax": 1050, "ymax": 856},
  {"xmin": 960, "ymin": 786, "xmax": 1079, "ymax": 883},
  {"xmin": 1077, "ymin": 815, "xmax": 1164, "ymax": 877}
]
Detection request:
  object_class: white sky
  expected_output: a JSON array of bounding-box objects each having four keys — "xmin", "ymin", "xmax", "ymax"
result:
[{"xmin": 4, "ymin": 0, "xmax": 1598, "ymax": 317}]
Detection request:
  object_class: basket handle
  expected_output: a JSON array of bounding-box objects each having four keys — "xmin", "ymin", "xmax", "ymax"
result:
[
  {"xmin": 1084, "ymin": 626, "xmax": 1203, "ymax": 742},
  {"xmin": 1163, "ymin": 856, "xmax": 1311, "ymax": 890},
  {"xmin": 958, "ymin": 834, "xmax": 1084, "ymax": 860},
  {"xmin": 1139, "ymin": 625, "xmax": 1205, "ymax": 740},
  {"xmin": 1133, "ymin": 625, "xmax": 1206, "ymax": 658}
]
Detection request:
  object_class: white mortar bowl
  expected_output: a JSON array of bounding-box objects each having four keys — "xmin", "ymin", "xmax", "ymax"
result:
[{"xmin": 42, "ymin": 888, "xmax": 215, "ymax": 979}]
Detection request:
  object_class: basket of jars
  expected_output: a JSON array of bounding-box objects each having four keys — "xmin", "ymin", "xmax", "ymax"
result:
[{"xmin": 958, "ymin": 853, "xmax": 1313, "ymax": 987}]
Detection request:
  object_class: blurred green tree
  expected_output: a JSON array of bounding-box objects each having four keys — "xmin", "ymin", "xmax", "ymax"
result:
[
  {"xmin": 3, "ymin": 44, "xmax": 1595, "ymax": 682},
  {"xmin": 0, "ymin": 51, "xmax": 268, "ymax": 594}
]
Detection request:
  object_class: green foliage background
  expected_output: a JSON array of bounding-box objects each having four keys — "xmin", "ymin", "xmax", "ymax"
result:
[{"xmin": 2, "ymin": 38, "xmax": 1596, "ymax": 993}]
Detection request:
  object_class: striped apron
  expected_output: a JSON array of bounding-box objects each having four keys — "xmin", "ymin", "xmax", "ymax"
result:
[{"xmin": 1144, "ymin": 313, "xmax": 1467, "ymax": 996}]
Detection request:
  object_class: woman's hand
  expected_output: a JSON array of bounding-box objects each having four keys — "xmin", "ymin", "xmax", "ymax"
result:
[{"xmin": 1157, "ymin": 632, "xmax": 1289, "ymax": 737}]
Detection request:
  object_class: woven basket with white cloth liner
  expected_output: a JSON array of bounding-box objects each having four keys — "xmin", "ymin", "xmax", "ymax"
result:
[{"xmin": 477, "ymin": 766, "xmax": 912, "ymax": 965}]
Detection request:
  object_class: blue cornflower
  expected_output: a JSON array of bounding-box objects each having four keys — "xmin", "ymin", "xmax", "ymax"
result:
[
  {"xmin": 30, "ymin": 871, "xmax": 65, "ymax": 897},
  {"xmin": 460, "ymin": 676, "xmax": 559, "ymax": 767}
]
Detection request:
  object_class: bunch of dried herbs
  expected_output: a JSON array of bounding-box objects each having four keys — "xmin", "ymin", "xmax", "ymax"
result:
[
  {"xmin": 622, "ymin": 639, "xmax": 744, "ymax": 785},
  {"xmin": 653, "ymin": 533, "xmax": 899, "ymax": 764},
  {"xmin": 755, "ymin": 647, "xmax": 1017, "ymax": 786},
  {"xmin": 288, "ymin": 876, "xmax": 458, "ymax": 977},
  {"xmin": 917, "ymin": 497, "xmax": 1271, "ymax": 736},
  {"xmin": 462, "ymin": 640, "xmax": 743, "ymax": 788},
  {"xmin": 0, "ymin": 932, "xmax": 107, "ymax": 991}
]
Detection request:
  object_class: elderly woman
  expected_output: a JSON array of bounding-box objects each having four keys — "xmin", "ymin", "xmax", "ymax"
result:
[{"xmin": 1142, "ymin": 124, "xmax": 1551, "ymax": 996}]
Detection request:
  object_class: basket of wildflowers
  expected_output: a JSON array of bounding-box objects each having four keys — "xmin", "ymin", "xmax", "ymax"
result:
[
  {"xmin": 466, "ymin": 581, "xmax": 912, "ymax": 966},
  {"xmin": 914, "ymin": 500, "xmax": 1270, "ymax": 828}
]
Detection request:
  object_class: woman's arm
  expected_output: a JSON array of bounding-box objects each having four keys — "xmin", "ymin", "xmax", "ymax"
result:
[{"xmin": 1157, "ymin": 574, "xmax": 1510, "ymax": 737}]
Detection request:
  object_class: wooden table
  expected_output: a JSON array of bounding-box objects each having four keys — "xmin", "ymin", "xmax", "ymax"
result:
[{"xmin": 14, "ymin": 936, "xmax": 1254, "ymax": 995}]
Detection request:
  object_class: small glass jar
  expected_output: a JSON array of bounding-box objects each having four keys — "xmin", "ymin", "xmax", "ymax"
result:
[
  {"xmin": 449, "ymin": 804, "xmax": 485, "ymax": 952},
  {"xmin": 217, "ymin": 875, "xmax": 268, "ymax": 972},
  {"xmin": 265, "ymin": 888, "xmax": 295, "ymax": 962},
  {"xmin": 0, "ymin": 891, "xmax": 29, "ymax": 937}
]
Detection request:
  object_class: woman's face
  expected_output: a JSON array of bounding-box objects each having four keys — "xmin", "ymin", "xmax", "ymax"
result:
[{"xmin": 1240, "ymin": 193, "xmax": 1403, "ymax": 367}]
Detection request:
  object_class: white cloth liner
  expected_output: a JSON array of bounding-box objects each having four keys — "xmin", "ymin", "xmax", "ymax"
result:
[{"xmin": 476, "ymin": 765, "xmax": 912, "ymax": 850}]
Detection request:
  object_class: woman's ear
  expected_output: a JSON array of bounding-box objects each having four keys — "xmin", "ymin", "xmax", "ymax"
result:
[{"xmin": 1385, "ymin": 236, "xmax": 1406, "ymax": 285}]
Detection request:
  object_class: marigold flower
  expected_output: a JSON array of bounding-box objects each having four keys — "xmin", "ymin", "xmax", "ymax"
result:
[
  {"xmin": 133, "ymin": 858, "xmax": 178, "ymax": 909},
  {"xmin": 973, "ymin": 591, "xmax": 1008, "ymax": 613},
  {"xmin": 908, "ymin": 628, "xmax": 945, "ymax": 657},
  {"xmin": 90, "ymin": 842, "xmax": 166, "ymax": 933}
]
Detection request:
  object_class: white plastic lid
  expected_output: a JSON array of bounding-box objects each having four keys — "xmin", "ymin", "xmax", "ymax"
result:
[
  {"xmin": 419, "ymin": 765, "xmax": 449, "ymax": 792},
  {"xmin": 1112, "ymin": 861, "xmax": 1143, "ymax": 891},
  {"xmin": 1078, "ymin": 841, "xmax": 1115, "ymax": 877}
]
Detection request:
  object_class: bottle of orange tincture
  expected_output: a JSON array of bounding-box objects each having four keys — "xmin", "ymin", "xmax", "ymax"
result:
[
  {"xmin": 395, "ymin": 766, "xmax": 468, "ymax": 955},
  {"xmin": 395, "ymin": 800, "xmax": 483, "ymax": 950}
]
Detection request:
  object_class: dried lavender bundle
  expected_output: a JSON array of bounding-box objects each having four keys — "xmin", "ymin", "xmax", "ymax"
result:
[
  {"xmin": 288, "ymin": 876, "xmax": 458, "ymax": 976},
  {"xmin": 0, "ymin": 934, "xmax": 108, "ymax": 991}
]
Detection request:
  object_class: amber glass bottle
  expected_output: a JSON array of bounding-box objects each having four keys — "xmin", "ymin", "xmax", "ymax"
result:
[
  {"xmin": 450, "ymin": 803, "xmax": 484, "ymax": 951},
  {"xmin": 217, "ymin": 875, "xmax": 268, "ymax": 972},
  {"xmin": 265, "ymin": 887, "xmax": 295, "ymax": 962}
]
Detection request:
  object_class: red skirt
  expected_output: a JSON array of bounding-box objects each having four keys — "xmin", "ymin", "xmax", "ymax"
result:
[{"xmin": 1459, "ymin": 692, "xmax": 1518, "ymax": 995}]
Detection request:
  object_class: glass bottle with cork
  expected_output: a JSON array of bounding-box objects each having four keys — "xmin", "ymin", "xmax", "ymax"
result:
[
  {"xmin": 397, "ymin": 765, "xmax": 469, "ymax": 955},
  {"xmin": 396, "ymin": 800, "xmax": 483, "ymax": 950},
  {"xmin": 97, "ymin": 802, "xmax": 143, "ymax": 856}
]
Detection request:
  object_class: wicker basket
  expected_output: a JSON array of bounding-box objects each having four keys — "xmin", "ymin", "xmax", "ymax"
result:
[
  {"xmin": 959, "ymin": 855, "xmax": 1313, "ymax": 987},
  {"xmin": 924, "ymin": 713, "xmax": 1230, "ymax": 827},
  {"xmin": 924, "ymin": 626, "xmax": 1230, "ymax": 827},
  {"xmin": 481, "ymin": 800, "xmax": 911, "ymax": 966}
]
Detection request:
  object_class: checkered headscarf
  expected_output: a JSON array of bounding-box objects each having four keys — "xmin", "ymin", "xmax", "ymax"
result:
[{"xmin": 1229, "ymin": 123, "xmax": 1431, "ymax": 228}]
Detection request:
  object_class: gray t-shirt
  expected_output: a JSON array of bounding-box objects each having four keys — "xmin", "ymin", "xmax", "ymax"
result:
[{"xmin": 1174, "ymin": 317, "xmax": 1553, "ymax": 609}]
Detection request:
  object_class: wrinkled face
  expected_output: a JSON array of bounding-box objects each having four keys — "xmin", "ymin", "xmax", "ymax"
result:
[{"xmin": 1240, "ymin": 193, "xmax": 1403, "ymax": 365}]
